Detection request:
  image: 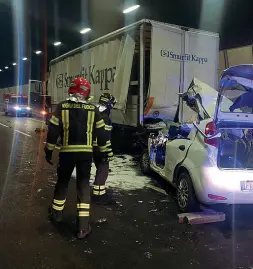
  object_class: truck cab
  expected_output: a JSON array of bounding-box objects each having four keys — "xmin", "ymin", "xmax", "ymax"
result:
[{"xmin": 4, "ymin": 94, "xmax": 32, "ymax": 117}]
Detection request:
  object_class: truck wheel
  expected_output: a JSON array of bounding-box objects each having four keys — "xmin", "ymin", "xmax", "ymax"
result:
[
  {"xmin": 177, "ymin": 172, "xmax": 200, "ymax": 213},
  {"xmin": 140, "ymin": 149, "xmax": 151, "ymax": 175}
]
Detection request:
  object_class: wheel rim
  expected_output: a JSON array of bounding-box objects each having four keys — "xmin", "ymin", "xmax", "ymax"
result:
[
  {"xmin": 141, "ymin": 153, "xmax": 150, "ymax": 170},
  {"xmin": 177, "ymin": 177, "xmax": 189, "ymax": 209}
]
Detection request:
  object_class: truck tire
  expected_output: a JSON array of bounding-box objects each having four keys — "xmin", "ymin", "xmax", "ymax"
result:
[
  {"xmin": 176, "ymin": 172, "xmax": 200, "ymax": 213},
  {"xmin": 140, "ymin": 149, "xmax": 151, "ymax": 175}
]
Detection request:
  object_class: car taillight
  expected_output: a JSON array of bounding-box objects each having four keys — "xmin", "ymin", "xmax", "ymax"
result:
[{"xmin": 204, "ymin": 121, "xmax": 218, "ymax": 147}]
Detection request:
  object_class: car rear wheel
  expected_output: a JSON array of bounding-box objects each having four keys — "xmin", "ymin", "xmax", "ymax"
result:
[
  {"xmin": 177, "ymin": 172, "xmax": 200, "ymax": 213},
  {"xmin": 140, "ymin": 149, "xmax": 151, "ymax": 175}
]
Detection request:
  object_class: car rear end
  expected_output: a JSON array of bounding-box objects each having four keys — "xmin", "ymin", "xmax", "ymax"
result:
[{"xmin": 194, "ymin": 65, "xmax": 253, "ymax": 205}]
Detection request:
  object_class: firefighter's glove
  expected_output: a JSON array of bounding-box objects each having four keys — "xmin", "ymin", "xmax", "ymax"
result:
[{"xmin": 44, "ymin": 147, "xmax": 53, "ymax": 165}]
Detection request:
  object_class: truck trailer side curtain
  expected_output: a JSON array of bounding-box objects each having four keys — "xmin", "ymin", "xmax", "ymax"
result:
[{"xmin": 46, "ymin": 101, "xmax": 112, "ymax": 156}]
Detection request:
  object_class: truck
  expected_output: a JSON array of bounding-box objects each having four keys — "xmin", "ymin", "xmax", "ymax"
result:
[
  {"xmin": 3, "ymin": 93, "xmax": 32, "ymax": 117},
  {"xmin": 0, "ymin": 80, "xmax": 52, "ymax": 118},
  {"xmin": 46, "ymin": 19, "xmax": 219, "ymax": 148}
]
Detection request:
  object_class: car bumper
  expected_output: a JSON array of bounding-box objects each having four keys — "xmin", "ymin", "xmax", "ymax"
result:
[{"xmin": 192, "ymin": 166, "xmax": 253, "ymax": 205}]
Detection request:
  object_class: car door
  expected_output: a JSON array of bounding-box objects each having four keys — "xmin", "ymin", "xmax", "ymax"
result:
[{"xmin": 165, "ymin": 136, "xmax": 194, "ymax": 183}]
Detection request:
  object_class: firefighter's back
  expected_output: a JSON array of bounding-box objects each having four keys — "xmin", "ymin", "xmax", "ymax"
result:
[{"xmin": 56, "ymin": 100, "xmax": 101, "ymax": 160}]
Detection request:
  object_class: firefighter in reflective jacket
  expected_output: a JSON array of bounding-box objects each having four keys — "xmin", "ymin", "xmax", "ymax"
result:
[
  {"xmin": 44, "ymin": 77, "xmax": 112, "ymax": 239},
  {"xmin": 92, "ymin": 93, "xmax": 117, "ymax": 204}
]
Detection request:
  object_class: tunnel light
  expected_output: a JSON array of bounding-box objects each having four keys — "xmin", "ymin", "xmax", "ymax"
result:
[
  {"xmin": 123, "ymin": 5, "xmax": 140, "ymax": 13},
  {"xmin": 5, "ymin": 66, "xmax": 8, "ymax": 69},
  {"xmin": 23, "ymin": 57, "xmax": 28, "ymax": 61},
  {"xmin": 0, "ymin": 69, "xmax": 2, "ymax": 72},
  {"xmin": 13, "ymin": 63, "xmax": 16, "ymax": 66},
  {"xmin": 80, "ymin": 28, "xmax": 91, "ymax": 34},
  {"xmin": 54, "ymin": 41, "xmax": 61, "ymax": 46},
  {"xmin": 35, "ymin": 50, "xmax": 42, "ymax": 55}
]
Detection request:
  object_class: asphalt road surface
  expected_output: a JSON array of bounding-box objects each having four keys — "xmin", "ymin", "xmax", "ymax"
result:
[{"xmin": 1, "ymin": 114, "xmax": 253, "ymax": 269}]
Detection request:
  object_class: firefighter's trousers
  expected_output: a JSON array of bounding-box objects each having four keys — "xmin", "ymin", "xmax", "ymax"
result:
[
  {"xmin": 93, "ymin": 152, "xmax": 109, "ymax": 196},
  {"xmin": 51, "ymin": 153, "xmax": 92, "ymax": 230}
]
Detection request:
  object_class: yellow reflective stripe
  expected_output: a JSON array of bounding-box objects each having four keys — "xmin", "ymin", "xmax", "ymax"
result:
[
  {"xmin": 93, "ymin": 185, "xmax": 106, "ymax": 190},
  {"xmin": 61, "ymin": 145, "xmax": 92, "ymax": 148},
  {"xmin": 46, "ymin": 142, "xmax": 55, "ymax": 150},
  {"xmin": 96, "ymin": 119, "xmax": 105, "ymax": 129},
  {"xmin": 49, "ymin": 115, "xmax": 59, "ymax": 126},
  {"xmin": 100, "ymin": 97, "xmax": 109, "ymax": 102},
  {"xmin": 105, "ymin": 125, "xmax": 113, "ymax": 131},
  {"xmin": 62, "ymin": 110, "xmax": 69, "ymax": 146},
  {"xmin": 60, "ymin": 145, "xmax": 92, "ymax": 152},
  {"xmin": 78, "ymin": 212, "xmax": 90, "ymax": 217},
  {"xmin": 60, "ymin": 148, "xmax": 93, "ymax": 153},
  {"xmin": 53, "ymin": 199, "xmax": 66, "ymax": 205},
  {"xmin": 87, "ymin": 111, "xmax": 95, "ymax": 146},
  {"xmin": 93, "ymin": 141, "xmax": 98, "ymax": 146},
  {"xmin": 106, "ymin": 141, "xmax": 111, "ymax": 146},
  {"xmin": 77, "ymin": 203, "xmax": 90, "ymax": 209},
  {"xmin": 93, "ymin": 190, "xmax": 106, "ymax": 196},
  {"xmin": 99, "ymin": 147, "xmax": 108, "ymax": 152},
  {"xmin": 52, "ymin": 204, "xmax": 64, "ymax": 211}
]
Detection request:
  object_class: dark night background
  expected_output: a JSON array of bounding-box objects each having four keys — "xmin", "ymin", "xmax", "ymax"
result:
[{"xmin": 0, "ymin": 0, "xmax": 252, "ymax": 88}]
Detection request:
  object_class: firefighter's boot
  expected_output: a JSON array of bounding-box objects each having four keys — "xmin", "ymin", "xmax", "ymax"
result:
[
  {"xmin": 76, "ymin": 225, "xmax": 92, "ymax": 240},
  {"xmin": 48, "ymin": 206, "xmax": 63, "ymax": 223},
  {"xmin": 92, "ymin": 192, "xmax": 117, "ymax": 205}
]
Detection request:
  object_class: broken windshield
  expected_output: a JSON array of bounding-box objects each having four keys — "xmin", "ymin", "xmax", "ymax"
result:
[{"xmin": 219, "ymin": 75, "xmax": 253, "ymax": 114}]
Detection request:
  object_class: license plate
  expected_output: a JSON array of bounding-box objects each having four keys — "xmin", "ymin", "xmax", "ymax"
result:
[{"xmin": 241, "ymin": 181, "xmax": 253, "ymax": 191}]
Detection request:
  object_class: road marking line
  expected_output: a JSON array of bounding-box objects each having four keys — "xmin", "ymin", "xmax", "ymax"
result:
[
  {"xmin": 0, "ymin": 122, "xmax": 9, "ymax": 128},
  {"xmin": 146, "ymin": 184, "xmax": 168, "ymax": 195},
  {"xmin": 15, "ymin": 130, "xmax": 31, "ymax": 137},
  {"xmin": 30, "ymin": 118, "xmax": 45, "ymax": 123}
]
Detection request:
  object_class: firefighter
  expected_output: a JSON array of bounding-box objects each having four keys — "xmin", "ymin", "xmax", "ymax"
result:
[
  {"xmin": 92, "ymin": 93, "xmax": 117, "ymax": 205},
  {"xmin": 44, "ymin": 77, "xmax": 112, "ymax": 239}
]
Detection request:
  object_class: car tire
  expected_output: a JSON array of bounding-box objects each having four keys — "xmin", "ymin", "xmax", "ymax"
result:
[
  {"xmin": 140, "ymin": 149, "xmax": 151, "ymax": 175},
  {"xmin": 4, "ymin": 111, "xmax": 8, "ymax": 116},
  {"xmin": 176, "ymin": 172, "xmax": 200, "ymax": 213}
]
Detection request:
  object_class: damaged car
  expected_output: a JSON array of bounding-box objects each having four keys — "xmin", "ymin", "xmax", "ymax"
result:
[{"xmin": 141, "ymin": 64, "xmax": 253, "ymax": 212}]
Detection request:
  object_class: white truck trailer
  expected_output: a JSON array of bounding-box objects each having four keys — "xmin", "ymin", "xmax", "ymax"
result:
[{"xmin": 47, "ymin": 19, "xmax": 219, "ymax": 128}]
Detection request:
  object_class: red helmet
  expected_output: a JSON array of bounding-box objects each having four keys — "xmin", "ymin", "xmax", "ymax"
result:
[{"xmin": 68, "ymin": 77, "xmax": 91, "ymax": 99}]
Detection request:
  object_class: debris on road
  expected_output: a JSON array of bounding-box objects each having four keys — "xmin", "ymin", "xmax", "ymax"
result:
[
  {"xmin": 178, "ymin": 209, "xmax": 226, "ymax": 225},
  {"xmin": 72, "ymin": 155, "xmax": 151, "ymax": 191},
  {"xmin": 144, "ymin": 252, "xmax": 152, "ymax": 259},
  {"xmin": 94, "ymin": 218, "xmax": 107, "ymax": 224},
  {"xmin": 35, "ymin": 128, "xmax": 45, "ymax": 133}
]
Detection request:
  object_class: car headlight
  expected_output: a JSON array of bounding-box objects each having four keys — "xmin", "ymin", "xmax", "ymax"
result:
[
  {"xmin": 26, "ymin": 107, "xmax": 31, "ymax": 110},
  {"xmin": 14, "ymin": 106, "xmax": 21, "ymax": 110}
]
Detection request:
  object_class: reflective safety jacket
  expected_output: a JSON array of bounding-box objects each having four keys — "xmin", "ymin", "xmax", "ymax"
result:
[
  {"xmin": 45, "ymin": 100, "xmax": 111, "ymax": 160},
  {"xmin": 93, "ymin": 108, "xmax": 113, "ymax": 159}
]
